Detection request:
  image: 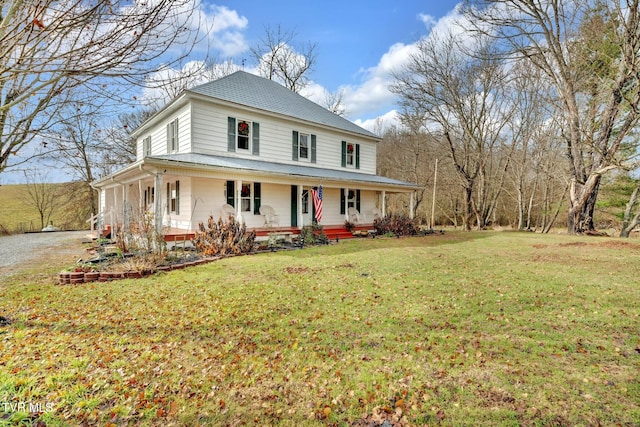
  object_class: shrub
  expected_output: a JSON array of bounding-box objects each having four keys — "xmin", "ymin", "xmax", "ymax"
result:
[
  {"xmin": 193, "ymin": 216, "xmax": 256, "ymax": 256},
  {"xmin": 373, "ymin": 213, "xmax": 418, "ymax": 237},
  {"xmin": 299, "ymin": 223, "xmax": 329, "ymax": 245}
]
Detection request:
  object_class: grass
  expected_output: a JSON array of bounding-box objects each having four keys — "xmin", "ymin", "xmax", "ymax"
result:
[{"xmin": 0, "ymin": 231, "xmax": 639, "ymax": 426}]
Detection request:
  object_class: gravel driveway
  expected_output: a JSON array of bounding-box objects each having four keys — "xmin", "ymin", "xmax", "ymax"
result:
[{"xmin": 0, "ymin": 230, "xmax": 89, "ymax": 278}]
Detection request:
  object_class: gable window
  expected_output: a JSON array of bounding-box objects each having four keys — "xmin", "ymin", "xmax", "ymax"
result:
[
  {"xmin": 167, "ymin": 118, "xmax": 179, "ymax": 153},
  {"xmin": 228, "ymin": 117, "xmax": 260, "ymax": 155},
  {"xmin": 341, "ymin": 141, "xmax": 360, "ymax": 169},
  {"xmin": 166, "ymin": 181, "xmax": 180, "ymax": 215},
  {"xmin": 292, "ymin": 131, "xmax": 317, "ymax": 162},
  {"xmin": 143, "ymin": 136, "xmax": 151, "ymax": 157}
]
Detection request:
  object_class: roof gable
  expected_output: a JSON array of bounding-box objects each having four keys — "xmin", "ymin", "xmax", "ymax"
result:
[{"xmin": 188, "ymin": 71, "xmax": 378, "ymax": 139}]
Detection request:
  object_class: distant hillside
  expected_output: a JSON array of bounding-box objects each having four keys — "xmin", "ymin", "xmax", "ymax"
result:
[{"xmin": 0, "ymin": 183, "xmax": 91, "ymax": 235}]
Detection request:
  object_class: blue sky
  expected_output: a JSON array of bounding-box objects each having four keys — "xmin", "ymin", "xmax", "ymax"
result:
[
  {"xmin": 1, "ymin": 1, "xmax": 462, "ymax": 184},
  {"xmin": 201, "ymin": 0, "xmax": 462, "ymax": 128}
]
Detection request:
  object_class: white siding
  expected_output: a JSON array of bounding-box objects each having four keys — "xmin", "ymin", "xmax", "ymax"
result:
[
  {"xmin": 136, "ymin": 104, "xmax": 192, "ymax": 160},
  {"xmin": 190, "ymin": 100, "xmax": 378, "ymax": 174}
]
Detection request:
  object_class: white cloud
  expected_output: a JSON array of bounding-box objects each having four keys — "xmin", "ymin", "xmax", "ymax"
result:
[
  {"xmin": 418, "ymin": 13, "xmax": 437, "ymax": 29},
  {"xmin": 192, "ymin": 3, "xmax": 249, "ymax": 57}
]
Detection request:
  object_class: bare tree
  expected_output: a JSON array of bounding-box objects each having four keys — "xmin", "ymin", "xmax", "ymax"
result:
[
  {"xmin": 21, "ymin": 170, "xmax": 60, "ymax": 230},
  {"xmin": 463, "ymin": 0, "xmax": 640, "ymax": 234},
  {"xmin": 0, "ymin": 0, "xmax": 210, "ymax": 176},
  {"xmin": 392, "ymin": 31, "xmax": 516, "ymax": 230},
  {"xmin": 250, "ymin": 25, "xmax": 317, "ymax": 93},
  {"xmin": 100, "ymin": 107, "xmax": 158, "ymax": 176}
]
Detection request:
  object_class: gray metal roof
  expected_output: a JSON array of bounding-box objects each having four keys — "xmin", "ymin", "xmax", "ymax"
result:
[
  {"xmin": 147, "ymin": 153, "xmax": 420, "ymax": 190},
  {"xmin": 188, "ymin": 71, "xmax": 378, "ymax": 140}
]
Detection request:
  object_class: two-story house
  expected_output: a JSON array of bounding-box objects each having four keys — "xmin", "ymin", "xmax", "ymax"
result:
[{"xmin": 92, "ymin": 71, "xmax": 420, "ymax": 241}]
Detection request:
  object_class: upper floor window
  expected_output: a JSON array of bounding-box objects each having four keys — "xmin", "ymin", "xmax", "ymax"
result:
[
  {"xmin": 237, "ymin": 120, "xmax": 251, "ymax": 150},
  {"xmin": 341, "ymin": 141, "xmax": 360, "ymax": 169},
  {"xmin": 292, "ymin": 131, "xmax": 316, "ymax": 163},
  {"xmin": 143, "ymin": 136, "xmax": 151, "ymax": 157},
  {"xmin": 167, "ymin": 118, "xmax": 178, "ymax": 153},
  {"xmin": 299, "ymin": 133, "xmax": 309, "ymax": 160},
  {"xmin": 228, "ymin": 117, "xmax": 260, "ymax": 155}
]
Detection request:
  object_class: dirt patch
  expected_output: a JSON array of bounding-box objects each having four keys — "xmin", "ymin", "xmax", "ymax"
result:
[
  {"xmin": 558, "ymin": 241, "xmax": 588, "ymax": 247},
  {"xmin": 595, "ymin": 240, "xmax": 640, "ymax": 250}
]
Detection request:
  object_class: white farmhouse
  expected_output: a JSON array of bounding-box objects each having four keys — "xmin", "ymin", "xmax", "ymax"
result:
[{"xmin": 92, "ymin": 71, "xmax": 419, "ymax": 241}]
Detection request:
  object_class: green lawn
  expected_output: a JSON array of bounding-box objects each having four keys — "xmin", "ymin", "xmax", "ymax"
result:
[{"xmin": 1, "ymin": 232, "xmax": 639, "ymax": 426}]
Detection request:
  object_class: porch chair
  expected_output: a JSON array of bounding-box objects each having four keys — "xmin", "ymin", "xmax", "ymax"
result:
[
  {"xmin": 370, "ymin": 207, "xmax": 383, "ymax": 221},
  {"xmin": 221, "ymin": 204, "xmax": 236, "ymax": 220},
  {"xmin": 259, "ymin": 205, "xmax": 280, "ymax": 227},
  {"xmin": 348, "ymin": 207, "xmax": 365, "ymax": 224}
]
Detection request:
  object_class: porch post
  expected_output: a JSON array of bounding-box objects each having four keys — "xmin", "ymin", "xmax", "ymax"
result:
[
  {"xmin": 298, "ymin": 185, "xmax": 304, "ymax": 228},
  {"xmin": 344, "ymin": 187, "xmax": 349, "ymax": 221},
  {"xmin": 122, "ymin": 185, "xmax": 128, "ymax": 231},
  {"xmin": 138, "ymin": 180, "xmax": 143, "ymax": 213},
  {"xmin": 154, "ymin": 173, "xmax": 163, "ymax": 240},
  {"xmin": 236, "ymin": 180, "xmax": 243, "ymax": 223},
  {"xmin": 409, "ymin": 191, "xmax": 415, "ymax": 219},
  {"xmin": 381, "ymin": 190, "xmax": 386, "ymax": 217}
]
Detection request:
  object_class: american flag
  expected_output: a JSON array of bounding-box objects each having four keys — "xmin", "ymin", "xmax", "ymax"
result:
[{"xmin": 311, "ymin": 185, "xmax": 323, "ymax": 223}]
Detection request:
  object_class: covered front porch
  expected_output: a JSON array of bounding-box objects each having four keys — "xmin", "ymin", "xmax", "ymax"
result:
[{"xmin": 91, "ymin": 155, "xmax": 420, "ymax": 246}]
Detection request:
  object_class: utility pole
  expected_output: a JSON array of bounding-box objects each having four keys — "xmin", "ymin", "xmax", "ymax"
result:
[{"xmin": 431, "ymin": 158, "xmax": 438, "ymax": 229}]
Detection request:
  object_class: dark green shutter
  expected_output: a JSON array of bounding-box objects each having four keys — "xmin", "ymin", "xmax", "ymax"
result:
[
  {"xmin": 166, "ymin": 123, "xmax": 171, "ymax": 153},
  {"xmin": 226, "ymin": 181, "xmax": 235, "ymax": 207},
  {"xmin": 292, "ymin": 131, "xmax": 299, "ymax": 160},
  {"xmin": 166, "ymin": 183, "xmax": 170, "ymax": 214},
  {"xmin": 356, "ymin": 189, "xmax": 361, "ymax": 212},
  {"xmin": 340, "ymin": 189, "xmax": 346, "ymax": 215},
  {"xmin": 290, "ymin": 185, "xmax": 298, "ymax": 227},
  {"xmin": 355, "ymin": 144, "xmax": 360, "ymax": 169},
  {"xmin": 252, "ymin": 122, "xmax": 260, "ymax": 155},
  {"xmin": 227, "ymin": 117, "xmax": 236, "ymax": 152},
  {"xmin": 341, "ymin": 141, "xmax": 347, "ymax": 167},
  {"xmin": 311, "ymin": 135, "xmax": 317, "ymax": 163},
  {"xmin": 175, "ymin": 180, "xmax": 180, "ymax": 215},
  {"xmin": 253, "ymin": 182, "xmax": 261, "ymax": 214}
]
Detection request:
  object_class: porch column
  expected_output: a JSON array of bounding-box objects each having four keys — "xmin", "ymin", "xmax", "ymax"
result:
[
  {"xmin": 298, "ymin": 185, "xmax": 304, "ymax": 228},
  {"xmin": 344, "ymin": 187, "xmax": 350, "ymax": 221},
  {"xmin": 236, "ymin": 180, "xmax": 243, "ymax": 223},
  {"xmin": 154, "ymin": 173, "xmax": 163, "ymax": 238},
  {"xmin": 409, "ymin": 191, "xmax": 415, "ymax": 219},
  {"xmin": 381, "ymin": 190, "xmax": 386, "ymax": 216},
  {"xmin": 138, "ymin": 180, "xmax": 144, "ymax": 213},
  {"xmin": 122, "ymin": 185, "xmax": 128, "ymax": 231}
]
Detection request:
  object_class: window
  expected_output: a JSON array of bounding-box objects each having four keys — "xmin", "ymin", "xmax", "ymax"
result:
[
  {"xmin": 299, "ymin": 134, "xmax": 309, "ymax": 160},
  {"xmin": 143, "ymin": 136, "xmax": 151, "ymax": 157},
  {"xmin": 240, "ymin": 183, "xmax": 251, "ymax": 212},
  {"xmin": 292, "ymin": 131, "xmax": 316, "ymax": 162},
  {"xmin": 167, "ymin": 118, "xmax": 178, "ymax": 153},
  {"xmin": 167, "ymin": 181, "xmax": 179, "ymax": 215},
  {"xmin": 228, "ymin": 117, "xmax": 260, "ymax": 154},
  {"xmin": 302, "ymin": 190, "xmax": 309, "ymax": 214},
  {"xmin": 346, "ymin": 143, "xmax": 355, "ymax": 166},
  {"xmin": 144, "ymin": 186, "xmax": 154, "ymax": 207},
  {"xmin": 341, "ymin": 141, "xmax": 360, "ymax": 169},
  {"xmin": 237, "ymin": 120, "xmax": 251, "ymax": 150}
]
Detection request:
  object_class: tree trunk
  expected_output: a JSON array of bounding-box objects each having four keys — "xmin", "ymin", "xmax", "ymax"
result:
[
  {"xmin": 568, "ymin": 175, "xmax": 602, "ymax": 234},
  {"xmin": 463, "ymin": 186, "xmax": 473, "ymax": 231},
  {"xmin": 620, "ymin": 186, "xmax": 640, "ymax": 238}
]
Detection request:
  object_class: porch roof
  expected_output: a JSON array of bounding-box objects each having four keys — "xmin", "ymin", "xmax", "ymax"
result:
[{"xmin": 144, "ymin": 153, "xmax": 421, "ymax": 191}]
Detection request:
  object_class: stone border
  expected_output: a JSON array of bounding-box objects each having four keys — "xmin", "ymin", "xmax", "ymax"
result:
[{"xmin": 57, "ymin": 257, "xmax": 216, "ymax": 284}]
